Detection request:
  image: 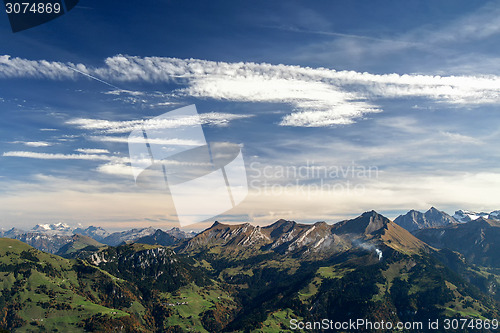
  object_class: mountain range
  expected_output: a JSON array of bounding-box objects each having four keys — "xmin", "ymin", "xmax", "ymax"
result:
[
  {"xmin": 1, "ymin": 208, "xmax": 500, "ymax": 331},
  {"xmin": 3, "ymin": 206, "xmax": 497, "ymax": 254},
  {"xmin": 179, "ymin": 211, "xmax": 427, "ymax": 260},
  {"xmin": 392, "ymin": 207, "xmax": 500, "ymax": 232},
  {"xmin": 0, "ymin": 225, "xmax": 195, "ymax": 254},
  {"xmin": 453, "ymin": 209, "xmax": 500, "ymax": 223}
]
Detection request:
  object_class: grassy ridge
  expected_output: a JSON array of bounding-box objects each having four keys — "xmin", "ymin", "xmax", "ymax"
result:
[{"xmin": 0, "ymin": 238, "xmax": 137, "ymax": 332}]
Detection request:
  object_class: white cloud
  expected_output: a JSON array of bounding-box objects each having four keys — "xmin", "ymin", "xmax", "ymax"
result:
[
  {"xmin": 0, "ymin": 55, "xmax": 76, "ymax": 79},
  {"xmin": 2, "ymin": 149, "xmax": 214, "ymax": 181},
  {"xmin": 89, "ymin": 135, "xmax": 203, "ymax": 146},
  {"xmin": 440, "ymin": 131, "xmax": 483, "ymax": 145},
  {"xmin": 280, "ymin": 104, "xmax": 380, "ymax": 127},
  {"xmin": 104, "ymin": 89, "xmax": 144, "ymax": 96},
  {"xmin": 10, "ymin": 141, "xmax": 53, "ymax": 147},
  {"xmin": 2, "ymin": 54, "xmax": 500, "ymax": 126},
  {"xmin": 90, "ymin": 55, "xmax": 500, "ymax": 105},
  {"xmin": 75, "ymin": 148, "xmax": 110, "ymax": 154},
  {"xmin": 2, "ymin": 151, "xmax": 113, "ymax": 161},
  {"xmin": 67, "ymin": 112, "xmax": 252, "ymax": 134},
  {"xmin": 184, "ymin": 76, "xmax": 380, "ymax": 126},
  {"xmin": 96, "ymin": 162, "xmax": 135, "ymax": 176}
]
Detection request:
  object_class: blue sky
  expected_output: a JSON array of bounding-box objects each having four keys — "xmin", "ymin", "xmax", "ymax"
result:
[{"xmin": 1, "ymin": 0, "xmax": 500, "ymax": 230}]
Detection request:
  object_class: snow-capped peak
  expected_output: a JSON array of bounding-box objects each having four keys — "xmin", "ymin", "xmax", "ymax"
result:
[
  {"xmin": 453, "ymin": 210, "xmax": 496, "ymax": 223},
  {"xmin": 32, "ymin": 222, "xmax": 73, "ymax": 235}
]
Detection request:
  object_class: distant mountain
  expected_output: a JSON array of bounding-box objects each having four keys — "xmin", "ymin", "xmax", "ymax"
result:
[
  {"xmin": 0, "ymin": 224, "xmax": 105, "ymax": 253},
  {"xmin": 31, "ymin": 222, "xmax": 74, "ymax": 236},
  {"xmin": 101, "ymin": 227, "xmax": 157, "ymax": 246},
  {"xmin": 394, "ymin": 207, "xmax": 457, "ymax": 232},
  {"xmin": 453, "ymin": 209, "xmax": 500, "ymax": 223},
  {"xmin": 134, "ymin": 229, "xmax": 183, "ymax": 246},
  {"xmin": 56, "ymin": 234, "xmax": 106, "ymax": 258},
  {"xmin": 73, "ymin": 225, "xmax": 110, "ymax": 242},
  {"xmin": 0, "ymin": 227, "xmax": 24, "ymax": 237},
  {"xmin": 166, "ymin": 227, "xmax": 197, "ymax": 239},
  {"xmin": 8, "ymin": 232, "xmax": 73, "ymax": 253},
  {"xmin": 413, "ymin": 217, "xmax": 500, "ymax": 268},
  {"xmin": 0, "ymin": 225, "xmax": 196, "ymax": 254},
  {"xmin": 103, "ymin": 227, "xmax": 196, "ymax": 247}
]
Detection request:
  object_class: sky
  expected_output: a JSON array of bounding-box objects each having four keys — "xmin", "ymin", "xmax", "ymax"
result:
[{"xmin": 1, "ymin": 0, "xmax": 500, "ymax": 231}]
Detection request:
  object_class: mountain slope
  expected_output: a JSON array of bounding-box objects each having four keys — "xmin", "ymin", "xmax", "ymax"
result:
[
  {"xmin": 85, "ymin": 243, "xmax": 238, "ymax": 332},
  {"xmin": 0, "ymin": 238, "xmax": 233, "ymax": 332},
  {"xmin": 89, "ymin": 243, "xmax": 211, "ymax": 293},
  {"xmin": 346, "ymin": 211, "xmax": 429, "ymax": 252},
  {"xmin": 413, "ymin": 217, "xmax": 500, "ymax": 268},
  {"xmin": 101, "ymin": 227, "xmax": 157, "ymax": 246},
  {"xmin": 56, "ymin": 234, "xmax": 106, "ymax": 258},
  {"xmin": 0, "ymin": 238, "xmax": 143, "ymax": 332},
  {"xmin": 6, "ymin": 232, "xmax": 73, "ymax": 253},
  {"xmin": 177, "ymin": 213, "xmax": 498, "ymax": 332}
]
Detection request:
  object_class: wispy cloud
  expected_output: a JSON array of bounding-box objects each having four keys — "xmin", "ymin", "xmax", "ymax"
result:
[
  {"xmin": 440, "ymin": 131, "xmax": 483, "ymax": 145},
  {"xmin": 10, "ymin": 141, "xmax": 53, "ymax": 147},
  {"xmin": 423, "ymin": 2, "xmax": 500, "ymax": 44},
  {"xmin": 2, "ymin": 54, "xmax": 500, "ymax": 127},
  {"xmin": 3, "ymin": 151, "xmax": 113, "ymax": 161},
  {"xmin": 269, "ymin": 25, "xmax": 421, "ymax": 47},
  {"xmin": 67, "ymin": 112, "xmax": 252, "ymax": 134},
  {"xmin": 89, "ymin": 135, "xmax": 203, "ymax": 146},
  {"xmin": 278, "ymin": 2, "xmax": 500, "ymax": 76},
  {"xmin": 2, "ymin": 150, "xmax": 214, "ymax": 178},
  {"xmin": 75, "ymin": 148, "xmax": 110, "ymax": 154},
  {"xmin": 105, "ymin": 89, "xmax": 145, "ymax": 96}
]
